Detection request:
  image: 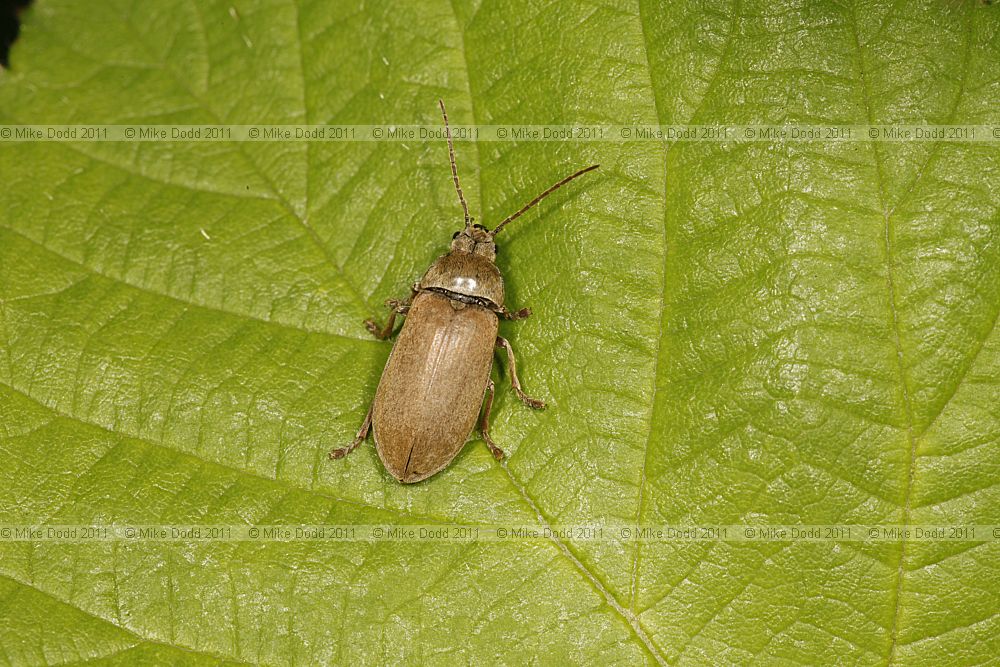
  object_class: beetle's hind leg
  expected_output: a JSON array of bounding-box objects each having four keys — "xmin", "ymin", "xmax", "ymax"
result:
[
  {"xmin": 329, "ymin": 403, "xmax": 373, "ymax": 459},
  {"xmin": 480, "ymin": 379, "xmax": 506, "ymax": 461},
  {"xmin": 495, "ymin": 336, "xmax": 546, "ymax": 409},
  {"xmin": 364, "ymin": 289, "xmax": 416, "ymax": 340}
]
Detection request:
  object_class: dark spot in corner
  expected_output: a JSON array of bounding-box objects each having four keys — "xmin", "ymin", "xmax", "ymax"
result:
[{"xmin": 1, "ymin": 0, "xmax": 31, "ymax": 69}]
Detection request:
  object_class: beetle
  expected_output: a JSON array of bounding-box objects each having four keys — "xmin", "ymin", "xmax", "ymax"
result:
[{"xmin": 329, "ymin": 100, "xmax": 598, "ymax": 483}]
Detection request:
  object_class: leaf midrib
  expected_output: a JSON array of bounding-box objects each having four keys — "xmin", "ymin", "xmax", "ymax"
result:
[
  {"xmin": 629, "ymin": 0, "xmax": 741, "ymax": 622},
  {"xmin": 441, "ymin": 4, "xmax": 666, "ymax": 663},
  {"xmin": 848, "ymin": 3, "xmax": 977, "ymax": 662}
]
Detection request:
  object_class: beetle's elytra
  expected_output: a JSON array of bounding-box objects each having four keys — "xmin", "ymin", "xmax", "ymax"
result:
[{"xmin": 330, "ymin": 100, "xmax": 598, "ymax": 483}]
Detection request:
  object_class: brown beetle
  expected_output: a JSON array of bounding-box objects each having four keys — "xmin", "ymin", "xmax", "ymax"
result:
[{"xmin": 330, "ymin": 100, "xmax": 598, "ymax": 483}]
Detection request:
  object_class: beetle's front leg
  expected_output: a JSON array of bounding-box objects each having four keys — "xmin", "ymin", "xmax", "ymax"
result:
[
  {"xmin": 364, "ymin": 290, "xmax": 416, "ymax": 340},
  {"xmin": 495, "ymin": 336, "xmax": 546, "ymax": 409},
  {"xmin": 480, "ymin": 379, "xmax": 505, "ymax": 460},
  {"xmin": 329, "ymin": 402, "xmax": 373, "ymax": 459}
]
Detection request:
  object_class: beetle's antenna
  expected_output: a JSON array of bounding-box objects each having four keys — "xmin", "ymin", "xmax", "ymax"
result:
[
  {"xmin": 438, "ymin": 99, "xmax": 471, "ymax": 230},
  {"xmin": 491, "ymin": 164, "xmax": 599, "ymax": 236}
]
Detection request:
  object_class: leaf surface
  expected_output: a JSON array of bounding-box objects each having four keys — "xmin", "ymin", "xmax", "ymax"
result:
[{"xmin": 1, "ymin": 0, "xmax": 999, "ymax": 664}]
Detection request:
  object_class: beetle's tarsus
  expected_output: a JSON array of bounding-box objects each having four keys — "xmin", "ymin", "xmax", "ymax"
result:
[
  {"xmin": 365, "ymin": 300, "xmax": 411, "ymax": 340},
  {"xmin": 329, "ymin": 436, "xmax": 363, "ymax": 460},
  {"xmin": 331, "ymin": 404, "xmax": 373, "ymax": 459},
  {"xmin": 500, "ymin": 306, "xmax": 531, "ymax": 320},
  {"xmin": 366, "ymin": 292, "xmax": 417, "ymax": 339},
  {"xmin": 365, "ymin": 316, "xmax": 394, "ymax": 340},
  {"xmin": 484, "ymin": 436, "xmax": 506, "ymax": 461},
  {"xmin": 495, "ymin": 336, "xmax": 546, "ymax": 410},
  {"xmin": 480, "ymin": 378, "xmax": 507, "ymax": 461},
  {"xmin": 385, "ymin": 298, "xmax": 411, "ymax": 314},
  {"xmin": 519, "ymin": 393, "xmax": 547, "ymax": 410}
]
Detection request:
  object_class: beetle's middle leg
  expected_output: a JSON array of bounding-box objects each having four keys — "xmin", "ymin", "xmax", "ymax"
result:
[
  {"xmin": 480, "ymin": 379, "xmax": 505, "ymax": 461},
  {"xmin": 365, "ymin": 289, "xmax": 415, "ymax": 340},
  {"xmin": 495, "ymin": 336, "xmax": 546, "ymax": 409},
  {"xmin": 329, "ymin": 402, "xmax": 373, "ymax": 460}
]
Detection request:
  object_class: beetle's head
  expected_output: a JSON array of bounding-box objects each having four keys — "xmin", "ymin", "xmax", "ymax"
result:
[{"xmin": 450, "ymin": 220, "xmax": 496, "ymax": 261}]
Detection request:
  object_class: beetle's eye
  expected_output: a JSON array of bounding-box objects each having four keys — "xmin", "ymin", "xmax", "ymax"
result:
[{"xmin": 452, "ymin": 231, "xmax": 461, "ymax": 239}]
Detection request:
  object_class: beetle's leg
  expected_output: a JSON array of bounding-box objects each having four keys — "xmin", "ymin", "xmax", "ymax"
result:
[
  {"xmin": 364, "ymin": 291, "xmax": 415, "ymax": 340},
  {"xmin": 329, "ymin": 403, "xmax": 373, "ymax": 459},
  {"xmin": 480, "ymin": 379, "xmax": 505, "ymax": 460},
  {"xmin": 495, "ymin": 336, "xmax": 546, "ymax": 409},
  {"xmin": 499, "ymin": 306, "xmax": 531, "ymax": 320},
  {"xmin": 364, "ymin": 311, "xmax": 398, "ymax": 340}
]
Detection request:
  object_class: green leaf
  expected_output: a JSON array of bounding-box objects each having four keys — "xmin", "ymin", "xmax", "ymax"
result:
[{"xmin": 1, "ymin": 0, "xmax": 999, "ymax": 663}]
